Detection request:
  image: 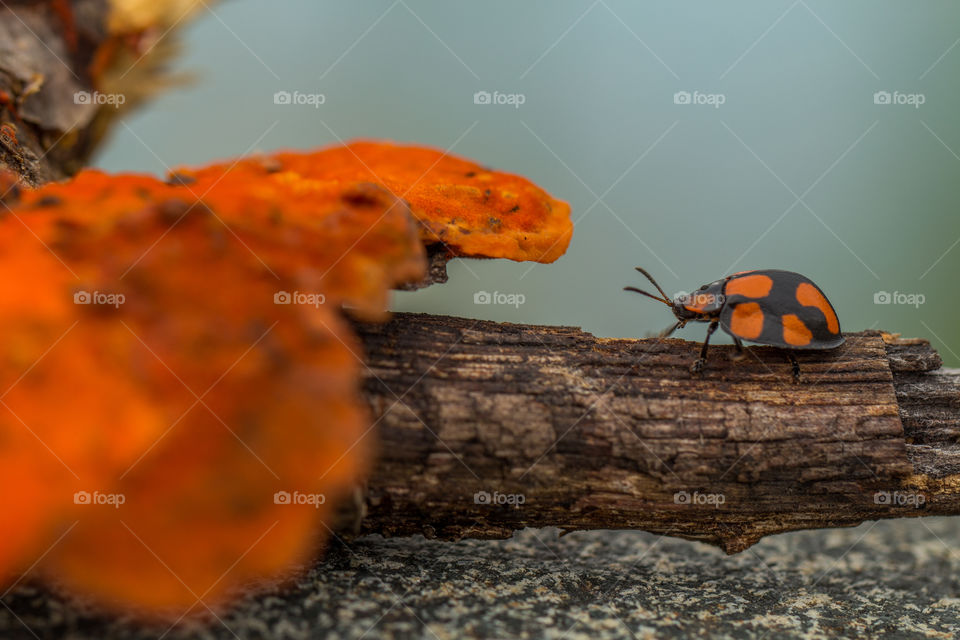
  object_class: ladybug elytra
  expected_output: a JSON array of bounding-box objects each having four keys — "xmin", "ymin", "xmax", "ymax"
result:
[{"xmin": 625, "ymin": 267, "xmax": 844, "ymax": 377}]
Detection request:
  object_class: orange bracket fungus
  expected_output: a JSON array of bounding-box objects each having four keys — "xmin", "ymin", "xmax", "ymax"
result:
[
  {"xmin": 178, "ymin": 140, "xmax": 574, "ymax": 268},
  {"xmin": 0, "ymin": 140, "xmax": 571, "ymax": 616}
]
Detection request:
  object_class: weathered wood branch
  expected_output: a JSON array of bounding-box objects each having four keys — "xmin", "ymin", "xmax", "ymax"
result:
[
  {"xmin": 0, "ymin": 1, "xmax": 191, "ymax": 185},
  {"xmin": 348, "ymin": 312, "xmax": 960, "ymax": 553}
]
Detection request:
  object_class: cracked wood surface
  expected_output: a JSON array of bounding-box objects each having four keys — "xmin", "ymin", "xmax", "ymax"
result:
[{"xmin": 349, "ymin": 312, "xmax": 959, "ymax": 553}]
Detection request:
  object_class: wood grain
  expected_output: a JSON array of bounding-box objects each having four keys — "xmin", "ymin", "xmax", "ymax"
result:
[{"xmin": 348, "ymin": 312, "xmax": 959, "ymax": 553}]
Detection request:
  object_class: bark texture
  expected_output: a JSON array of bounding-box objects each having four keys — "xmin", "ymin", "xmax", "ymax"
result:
[
  {"xmin": 0, "ymin": 0, "xmax": 186, "ymax": 185},
  {"xmin": 350, "ymin": 312, "xmax": 959, "ymax": 553}
]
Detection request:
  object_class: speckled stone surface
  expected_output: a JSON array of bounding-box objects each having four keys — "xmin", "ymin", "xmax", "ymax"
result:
[{"xmin": 2, "ymin": 518, "xmax": 959, "ymax": 639}]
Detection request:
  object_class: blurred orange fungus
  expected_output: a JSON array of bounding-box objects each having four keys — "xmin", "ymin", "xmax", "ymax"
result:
[{"xmin": 0, "ymin": 141, "xmax": 571, "ymax": 615}]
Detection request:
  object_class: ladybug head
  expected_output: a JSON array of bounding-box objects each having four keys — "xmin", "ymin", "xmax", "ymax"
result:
[{"xmin": 624, "ymin": 267, "xmax": 703, "ymax": 321}]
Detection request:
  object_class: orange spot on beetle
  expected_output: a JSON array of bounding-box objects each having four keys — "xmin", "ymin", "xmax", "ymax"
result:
[
  {"xmin": 782, "ymin": 314, "xmax": 813, "ymax": 346},
  {"xmin": 796, "ymin": 282, "xmax": 839, "ymax": 334},
  {"xmin": 728, "ymin": 302, "xmax": 764, "ymax": 339},
  {"xmin": 725, "ymin": 274, "xmax": 773, "ymax": 299}
]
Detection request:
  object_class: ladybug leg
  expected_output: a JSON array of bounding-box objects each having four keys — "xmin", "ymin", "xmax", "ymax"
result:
[
  {"xmin": 659, "ymin": 320, "xmax": 684, "ymax": 338},
  {"xmin": 787, "ymin": 351, "xmax": 802, "ymax": 382},
  {"xmin": 690, "ymin": 320, "xmax": 718, "ymax": 375},
  {"xmin": 730, "ymin": 337, "xmax": 746, "ymax": 361}
]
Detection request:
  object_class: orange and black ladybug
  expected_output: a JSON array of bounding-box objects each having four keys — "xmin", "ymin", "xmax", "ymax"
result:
[{"xmin": 625, "ymin": 267, "xmax": 843, "ymax": 377}]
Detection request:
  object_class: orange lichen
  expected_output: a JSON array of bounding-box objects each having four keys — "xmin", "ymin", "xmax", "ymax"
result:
[{"xmin": 175, "ymin": 140, "xmax": 574, "ymax": 263}]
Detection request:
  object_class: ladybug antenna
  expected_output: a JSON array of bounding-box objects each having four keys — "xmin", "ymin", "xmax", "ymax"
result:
[
  {"xmin": 624, "ymin": 267, "xmax": 672, "ymax": 305},
  {"xmin": 634, "ymin": 267, "xmax": 670, "ymax": 300},
  {"xmin": 624, "ymin": 286, "xmax": 671, "ymax": 306}
]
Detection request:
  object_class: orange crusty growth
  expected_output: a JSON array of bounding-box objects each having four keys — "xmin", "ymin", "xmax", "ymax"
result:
[
  {"xmin": 174, "ymin": 140, "xmax": 574, "ymax": 263},
  {"xmin": 0, "ymin": 141, "xmax": 570, "ymax": 614},
  {"xmin": 0, "ymin": 165, "xmax": 425, "ymax": 614}
]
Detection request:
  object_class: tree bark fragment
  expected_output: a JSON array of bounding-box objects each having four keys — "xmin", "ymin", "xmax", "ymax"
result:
[{"xmin": 348, "ymin": 312, "xmax": 959, "ymax": 553}]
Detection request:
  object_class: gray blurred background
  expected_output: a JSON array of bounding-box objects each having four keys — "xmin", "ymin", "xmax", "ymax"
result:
[{"xmin": 95, "ymin": 0, "xmax": 960, "ymax": 365}]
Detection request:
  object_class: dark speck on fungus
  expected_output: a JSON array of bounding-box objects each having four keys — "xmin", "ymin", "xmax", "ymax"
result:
[
  {"xmin": 34, "ymin": 194, "xmax": 63, "ymax": 208},
  {"xmin": 166, "ymin": 172, "xmax": 196, "ymax": 186}
]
